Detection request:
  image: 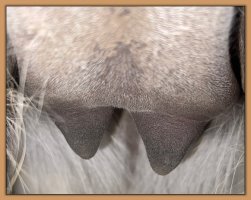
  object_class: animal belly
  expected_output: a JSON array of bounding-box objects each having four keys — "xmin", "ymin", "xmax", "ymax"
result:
[{"xmin": 7, "ymin": 7, "xmax": 241, "ymax": 175}]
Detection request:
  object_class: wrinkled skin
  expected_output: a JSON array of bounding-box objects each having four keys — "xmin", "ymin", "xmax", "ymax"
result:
[{"xmin": 7, "ymin": 7, "xmax": 243, "ymax": 175}]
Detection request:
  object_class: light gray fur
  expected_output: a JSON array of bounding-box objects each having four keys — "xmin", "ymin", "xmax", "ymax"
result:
[
  {"xmin": 7, "ymin": 92, "xmax": 244, "ymax": 194},
  {"xmin": 7, "ymin": 7, "xmax": 239, "ymax": 117},
  {"xmin": 6, "ymin": 6, "xmax": 245, "ymax": 193}
]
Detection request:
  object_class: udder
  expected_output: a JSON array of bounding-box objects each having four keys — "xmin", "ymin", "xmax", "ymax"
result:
[{"xmin": 7, "ymin": 7, "xmax": 240, "ymax": 175}]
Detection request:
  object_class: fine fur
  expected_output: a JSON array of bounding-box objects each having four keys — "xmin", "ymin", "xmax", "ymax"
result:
[{"xmin": 6, "ymin": 6, "xmax": 245, "ymax": 194}]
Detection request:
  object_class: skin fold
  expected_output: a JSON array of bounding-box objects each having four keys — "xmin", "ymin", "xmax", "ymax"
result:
[{"xmin": 7, "ymin": 6, "xmax": 243, "ymax": 178}]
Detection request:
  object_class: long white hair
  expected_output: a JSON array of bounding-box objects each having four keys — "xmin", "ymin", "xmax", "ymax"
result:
[
  {"xmin": 6, "ymin": 7, "xmax": 245, "ymax": 194},
  {"xmin": 6, "ymin": 57, "xmax": 245, "ymax": 194}
]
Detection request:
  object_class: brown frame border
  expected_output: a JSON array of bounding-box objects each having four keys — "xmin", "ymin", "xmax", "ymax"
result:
[{"xmin": 0, "ymin": 0, "xmax": 249, "ymax": 199}]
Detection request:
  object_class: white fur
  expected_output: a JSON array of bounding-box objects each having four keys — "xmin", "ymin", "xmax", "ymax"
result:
[
  {"xmin": 7, "ymin": 85, "xmax": 244, "ymax": 194},
  {"xmin": 6, "ymin": 7, "xmax": 245, "ymax": 194}
]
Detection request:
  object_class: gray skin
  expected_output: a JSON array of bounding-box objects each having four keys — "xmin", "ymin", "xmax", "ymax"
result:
[{"xmin": 7, "ymin": 7, "xmax": 241, "ymax": 175}]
